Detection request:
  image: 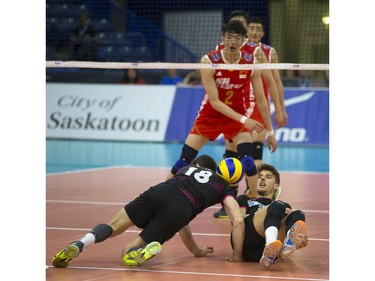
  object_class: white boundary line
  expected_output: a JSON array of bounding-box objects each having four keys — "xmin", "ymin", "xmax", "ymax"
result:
[
  {"xmin": 46, "ymin": 227, "xmax": 328, "ymax": 243},
  {"xmin": 46, "ymin": 265, "xmax": 329, "ymax": 281},
  {"xmin": 46, "ymin": 199, "xmax": 329, "ymax": 214}
]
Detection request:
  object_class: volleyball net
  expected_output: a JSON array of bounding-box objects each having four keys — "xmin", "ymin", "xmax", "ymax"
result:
[{"xmin": 46, "ymin": 0, "xmax": 329, "ymax": 76}]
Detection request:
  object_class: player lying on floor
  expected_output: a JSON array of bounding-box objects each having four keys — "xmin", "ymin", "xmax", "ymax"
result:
[{"xmin": 229, "ymin": 163, "xmax": 308, "ymax": 268}]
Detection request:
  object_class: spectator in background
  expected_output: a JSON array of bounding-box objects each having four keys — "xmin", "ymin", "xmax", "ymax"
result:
[
  {"xmin": 70, "ymin": 12, "xmax": 98, "ymax": 61},
  {"xmin": 297, "ymin": 70, "xmax": 311, "ymax": 88},
  {"xmin": 282, "ymin": 70, "xmax": 300, "ymax": 87},
  {"xmin": 121, "ymin": 69, "xmax": 146, "ymax": 84},
  {"xmin": 183, "ymin": 70, "xmax": 202, "ymax": 85},
  {"xmin": 160, "ymin": 69, "xmax": 183, "ymax": 85}
]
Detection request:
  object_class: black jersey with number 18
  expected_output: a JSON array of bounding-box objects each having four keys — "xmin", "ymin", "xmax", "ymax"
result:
[{"xmin": 167, "ymin": 165, "xmax": 236, "ymax": 215}]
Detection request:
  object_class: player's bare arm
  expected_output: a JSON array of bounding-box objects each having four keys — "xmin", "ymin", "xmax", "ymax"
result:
[
  {"xmin": 254, "ymin": 47, "xmax": 284, "ymax": 128},
  {"xmin": 179, "ymin": 225, "xmax": 214, "ymax": 257},
  {"xmin": 250, "ymin": 70, "xmax": 278, "ymax": 152},
  {"xmin": 270, "ymin": 47, "xmax": 288, "ymax": 126},
  {"xmin": 223, "ymin": 197, "xmax": 244, "ymax": 262}
]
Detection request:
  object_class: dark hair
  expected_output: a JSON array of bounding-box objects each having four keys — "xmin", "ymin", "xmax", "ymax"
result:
[
  {"xmin": 227, "ymin": 10, "xmax": 249, "ymax": 24},
  {"xmin": 222, "ymin": 20, "xmax": 247, "ymax": 37},
  {"xmin": 122, "ymin": 69, "xmax": 140, "ymax": 83},
  {"xmin": 258, "ymin": 163, "xmax": 280, "ymax": 184},
  {"xmin": 248, "ymin": 16, "xmax": 265, "ymax": 29},
  {"xmin": 191, "ymin": 155, "xmax": 217, "ymax": 171}
]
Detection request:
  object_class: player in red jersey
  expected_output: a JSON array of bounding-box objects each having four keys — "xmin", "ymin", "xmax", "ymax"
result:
[
  {"xmin": 213, "ymin": 16, "xmax": 287, "ymax": 218},
  {"xmin": 167, "ymin": 20, "xmax": 277, "ymax": 200}
]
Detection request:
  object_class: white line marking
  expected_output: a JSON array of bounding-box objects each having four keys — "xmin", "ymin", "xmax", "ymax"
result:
[{"xmin": 48, "ymin": 265, "xmax": 329, "ymax": 281}]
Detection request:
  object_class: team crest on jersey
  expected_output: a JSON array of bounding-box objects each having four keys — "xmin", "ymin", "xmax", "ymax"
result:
[
  {"xmin": 247, "ymin": 200, "xmax": 264, "ymax": 208},
  {"xmin": 262, "ymin": 44, "xmax": 270, "ymax": 49},
  {"xmin": 248, "ymin": 41, "xmax": 257, "ymax": 47},
  {"xmin": 211, "ymin": 53, "xmax": 221, "ymax": 61},
  {"xmin": 243, "ymin": 53, "xmax": 253, "ymax": 62}
]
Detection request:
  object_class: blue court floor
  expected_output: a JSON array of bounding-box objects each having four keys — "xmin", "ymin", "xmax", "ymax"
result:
[{"xmin": 46, "ymin": 139, "xmax": 329, "ymax": 174}]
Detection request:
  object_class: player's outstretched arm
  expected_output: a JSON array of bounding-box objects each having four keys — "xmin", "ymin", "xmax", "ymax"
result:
[
  {"xmin": 179, "ymin": 225, "xmax": 214, "ymax": 257},
  {"xmin": 223, "ymin": 197, "xmax": 244, "ymax": 262}
]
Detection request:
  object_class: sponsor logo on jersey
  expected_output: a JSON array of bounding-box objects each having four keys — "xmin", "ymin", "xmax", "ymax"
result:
[
  {"xmin": 247, "ymin": 200, "xmax": 264, "ymax": 208},
  {"xmin": 216, "ymin": 71, "xmax": 222, "ymax": 76}
]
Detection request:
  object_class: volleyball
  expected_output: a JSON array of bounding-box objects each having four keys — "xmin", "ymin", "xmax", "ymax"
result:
[{"xmin": 216, "ymin": 157, "xmax": 244, "ymax": 185}]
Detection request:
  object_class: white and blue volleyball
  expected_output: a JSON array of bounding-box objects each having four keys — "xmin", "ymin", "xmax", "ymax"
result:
[{"xmin": 216, "ymin": 157, "xmax": 244, "ymax": 185}]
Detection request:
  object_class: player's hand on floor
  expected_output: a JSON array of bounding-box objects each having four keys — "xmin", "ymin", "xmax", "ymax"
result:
[{"xmin": 195, "ymin": 246, "xmax": 214, "ymax": 257}]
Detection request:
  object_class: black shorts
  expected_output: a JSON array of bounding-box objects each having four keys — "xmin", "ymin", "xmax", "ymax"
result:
[
  {"xmin": 125, "ymin": 183, "xmax": 195, "ymax": 244},
  {"xmin": 242, "ymin": 214, "xmax": 266, "ymax": 262}
]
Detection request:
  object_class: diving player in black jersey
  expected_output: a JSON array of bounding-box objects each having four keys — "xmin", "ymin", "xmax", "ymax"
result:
[{"xmin": 52, "ymin": 155, "xmax": 245, "ymax": 268}]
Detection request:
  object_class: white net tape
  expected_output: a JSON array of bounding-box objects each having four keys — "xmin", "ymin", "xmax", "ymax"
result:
[{"xmin": 46, "ymin": 61, "xmax": 329, "ymax": 71}]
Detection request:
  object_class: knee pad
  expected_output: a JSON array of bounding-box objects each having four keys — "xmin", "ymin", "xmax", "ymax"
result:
[
  {"xmin": 223, "ymin": 149, "xmax": 238, "ymax": 159},
  {"xmin": 252, "ymin": 142, "xmax": 263, "ymax": 160},
  {"xmin": 264, "ymin": 200, "xmax": 287, "ymax": 230},
  {"xmin": 90, "ymin": 224, "xmax": 113, "ymax": 243},
  {"xmin": 171, "ymin": 144, "xmax": 198, "ymax": 174},
  {"xmin": 237, "ymin": 143, "xmax": 257, "ymax": 176},
  {"xmin": 285, "ymin": 210, "xmax": 306, "ymax": 234}
]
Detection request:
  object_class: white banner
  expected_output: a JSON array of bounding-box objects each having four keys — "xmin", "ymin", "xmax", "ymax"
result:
[{"xmin": 46, "ymin": 83, "xmax": 176, "ymax": 141}]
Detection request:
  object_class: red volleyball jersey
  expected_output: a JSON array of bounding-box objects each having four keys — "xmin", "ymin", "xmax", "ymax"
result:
[{"xmin": 190, "ymin": 49, "xmax": 255, "ymax": 141}]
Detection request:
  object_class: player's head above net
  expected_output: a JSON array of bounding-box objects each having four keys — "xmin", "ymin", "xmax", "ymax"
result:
[{"xmin": 221, "ymin": 20, "xmax": 247, "ymax": 38}]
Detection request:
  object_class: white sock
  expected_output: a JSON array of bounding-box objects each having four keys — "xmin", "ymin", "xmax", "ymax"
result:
[
  {"xmin": 265, "ymin": 226, "xmax": 278, "ymax": 245},
  {"xmin": 79, "ymin": 233, "xmax": 96, "ymax": 246}
]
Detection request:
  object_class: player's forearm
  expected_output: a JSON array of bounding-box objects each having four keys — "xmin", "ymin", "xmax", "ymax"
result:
[
  {"xmin": 230, "ymin": 220, "xmax": 245, "ymax": 261},
  {"xmin": 210, "ymin": 100, "xmax": 245, "ymax": 124},
  {"xmin": 179, "ymin": 225, "xmax": 201, "ymax": 256},
  {"xmin": 257, "ymin": 102, "xmax": 273, "ymax": 131}
]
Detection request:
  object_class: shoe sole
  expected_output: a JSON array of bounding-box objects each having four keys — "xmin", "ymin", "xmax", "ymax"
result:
[
  {"xmin": 213, "ymin": 215, "xmax": 229, "ymax": 218},
  {"xmin": 123, "ymin": 241, "xmax": 162, "ymax": 267},
  {"xmin": 52, "ymin": 244, "xmax": 80, "ymax": 268},
  {"xmin": 259, "ymin": 240, "xmax": 282, "ymax": 268},
  {"xmin": 280, "ymin": 220, "xmax": 307, "ymax": 259}
]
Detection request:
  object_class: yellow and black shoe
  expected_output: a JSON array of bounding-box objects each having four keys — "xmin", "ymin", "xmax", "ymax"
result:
[
  {"xmin": 52, "ymin": 241, "xmax": 83, "ymax": 268},
  {"xmin": 122, "ymin": 241, "xmax": 162, "ymax": 267},
  {"xmin": 213, "ymin": 207, "xmax": 228, "ymax": 218}
]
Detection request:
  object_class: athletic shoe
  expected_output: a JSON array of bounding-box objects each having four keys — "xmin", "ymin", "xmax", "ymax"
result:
[
  {"xmin": 122, "ymin": 241, "xmax": 162, "ymax": 267},
  {"xmin": 274, "ymin": 186, "xmax": 282, "ymax": 200},
  {"xmin": 213, "ymin": 207, "xmax": 228, "ymax": 218},
  {"xmin": 259, "ymin": 240, "xmax": 282, "ymax": 268},
  {"xmin": 52, "ymin": 241, "xmax": 83, "ymax": 267},
  {"xmin": 280, "ymin": 220, "xmax": 307, "ymax": 260}
]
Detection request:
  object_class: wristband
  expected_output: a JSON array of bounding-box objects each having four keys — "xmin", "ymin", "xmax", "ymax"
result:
[
  {"xmin": 267, "ymin": 129, "xmax": 275, "ymax": 137},
  {"xmin": 240, "ymin": 116, "xmax": 247, "ymax": 124}
]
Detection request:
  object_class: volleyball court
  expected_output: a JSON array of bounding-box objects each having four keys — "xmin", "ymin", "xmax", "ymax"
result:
[
  {"xmin": 46, "ymin": 0, "xmax": 329, "ymax": 280},
  {"xmin": 46, "ymin": 166, "xmax": 328, "ymax": 281}
]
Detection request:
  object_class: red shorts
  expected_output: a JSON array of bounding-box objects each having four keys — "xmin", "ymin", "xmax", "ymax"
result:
[{"xmin": 189, "ymin": 114, "xmax": 251, "ymax": 142}]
